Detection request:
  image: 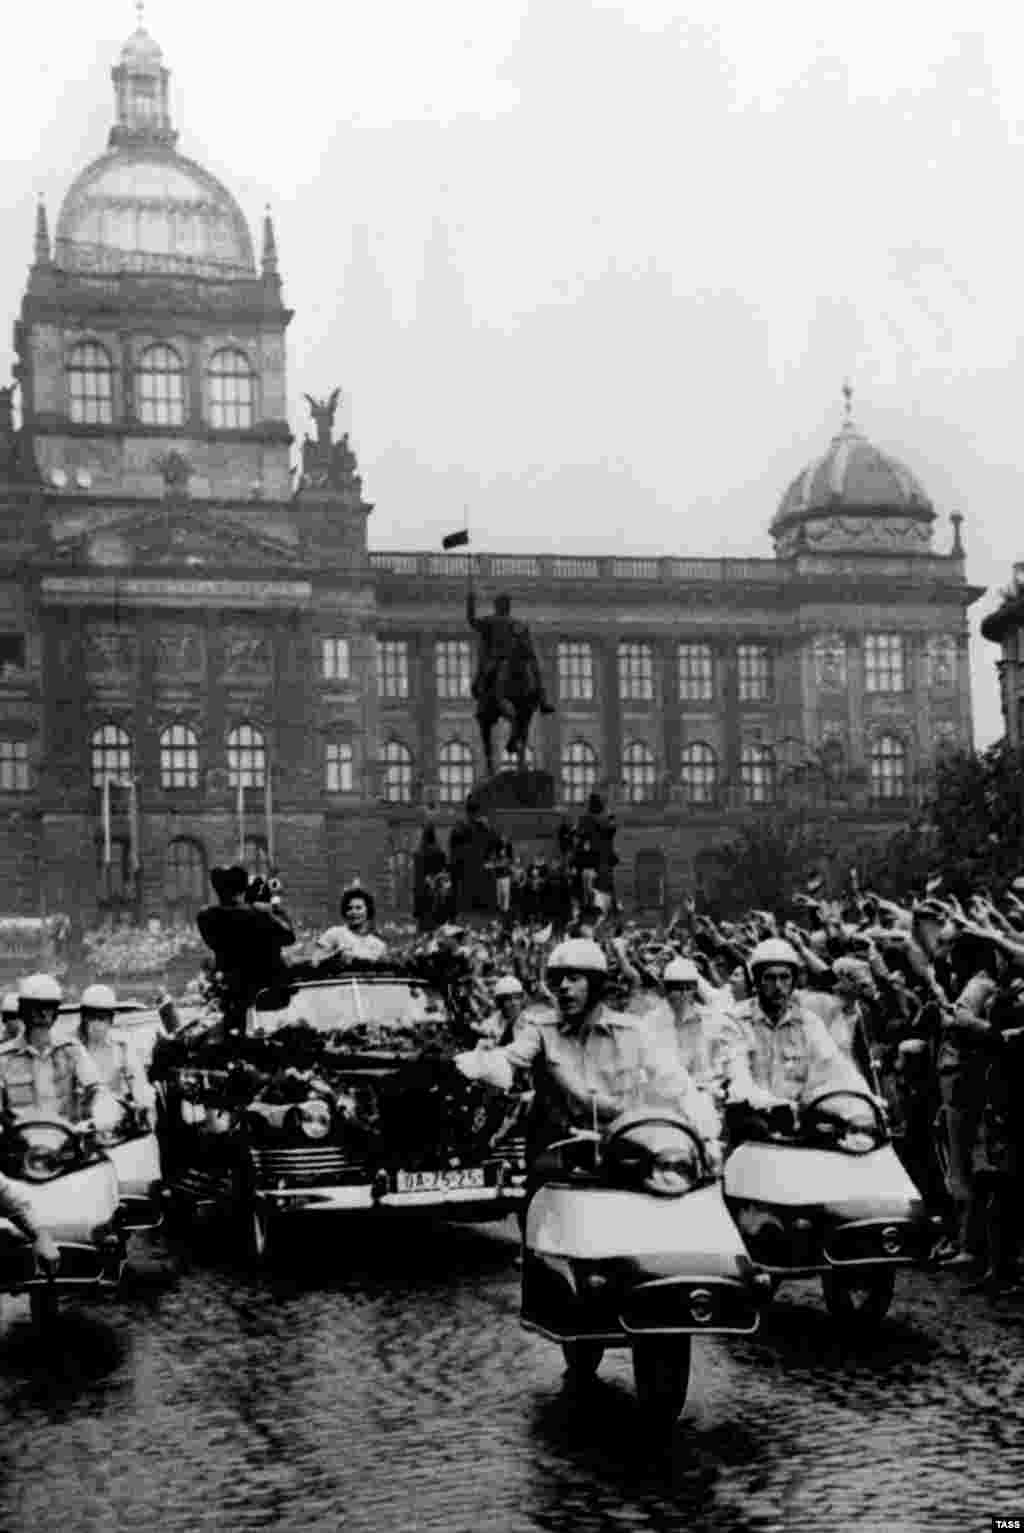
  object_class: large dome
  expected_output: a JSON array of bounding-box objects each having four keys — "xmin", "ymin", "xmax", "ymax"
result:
[
  {"xmin": 51, "ymin": 20, "xmax": 255, "ymax": 280},
  {"xmin": 772, "ymin": 399, "xmax": 935, "ymax": 556},
  {"xmin": 55, "ymin": 148, "xmax": 255, "ymax": 278}
]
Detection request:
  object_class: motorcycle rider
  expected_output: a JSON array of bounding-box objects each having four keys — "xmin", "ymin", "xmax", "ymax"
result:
[
  {"xmin": 472, "ymin": 973, "xmax": 527, "ymax": 1048},
  {"xmin": 77, "ymin": 984, "xmax": 153, "ymax": 1123},
  {"xmin": 652, "ymin": 955, "xmax": 740, "ymax": 1092},
  {"xmin": 453, "ymin": 939, "xmax": 719, "ymax": 1173},
  {"xmin": 722, "ymin": 939, "xmax": 867, "ymax": 1112},
  {"xmin": 0, "ymin": 991, "xmax": 21, "ymax": 1048},
  {"xmin": 0, "ymin": 974, "xmax": 101, "ymax": 1122},
  {"xmin": 0, "ymin": 1170, "xmax": 61, "ymax": 1273}
]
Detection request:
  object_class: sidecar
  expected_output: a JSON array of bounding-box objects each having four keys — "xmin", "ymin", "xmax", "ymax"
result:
[
  {"xmin": 522, "ymin": 1111, "xmax": 768, "ymax": 1425},
  {"xmin": 0, "ymin": 1117, "xmax": 128, "ymax": 1326},
  {"xmin": 723, "ymin": 1090, "xmax": 938, "ymax": 1324},
  {"xmin": 93, "ymin": 1099, "xmax": 163, "ymax": 1233}
]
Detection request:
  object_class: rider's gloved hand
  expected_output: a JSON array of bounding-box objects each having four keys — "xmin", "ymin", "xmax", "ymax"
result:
[
  {"xmin": 453, "ymin": 1051, "xmax": 484, "ymax": 1081},
  {"xmin": 33, "ymin": 1231, "xmax": 60, "ymax": 1275}
]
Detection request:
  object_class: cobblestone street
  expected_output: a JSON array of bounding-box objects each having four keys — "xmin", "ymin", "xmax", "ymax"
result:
[{"xmin": 0, "ymin": 1217, "xmax": 1019, "ymax": 1533}]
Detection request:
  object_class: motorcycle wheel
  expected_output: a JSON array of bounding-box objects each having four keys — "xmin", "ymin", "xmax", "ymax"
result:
[
  {"xmin": 561, "ymin": 1341, "xmax": 604, "ymax": 1381},
  {"xmin": 821, "ymin": 1268, "xmax": 895, "ymax": 1325},
  {"xmin": 29, "ymin": 1288, "xmax": 59, "ymax": 1329},
  {"xmin": 631, "ymin": 1337, "xmax": 691, "ymax": 1425}
]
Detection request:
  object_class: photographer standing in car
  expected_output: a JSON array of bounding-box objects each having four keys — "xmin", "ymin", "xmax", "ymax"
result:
[{"xmin": 196, "ymin": 865, "xmax": 296, "ymax": 1031}]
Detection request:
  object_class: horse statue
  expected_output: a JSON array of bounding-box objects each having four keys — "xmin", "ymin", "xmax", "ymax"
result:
[{"xmin": 468, "ymin": 590, "xmax": 553, "ymax": 775}]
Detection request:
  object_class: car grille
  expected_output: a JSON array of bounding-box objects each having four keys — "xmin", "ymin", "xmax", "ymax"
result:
[{"xmin": 250, "ymin": 1147, "xmax": 366, "ymax": 1185}]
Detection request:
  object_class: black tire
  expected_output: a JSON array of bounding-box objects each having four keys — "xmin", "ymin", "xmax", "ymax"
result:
[
  {"xmin": 29, "ymin": 1287, "xmax": 59, "ymax": 1329},
  {"xmin": 561, "ymin": 1341, "xmax": 605, "ymax": 1380},
  {"xmin": 821, "ymin": 1268, "xmax": 895, "ymax": 1325},
  {"xmin": 631, "ymin": 1336, "xmax": 691, "ymax": 1425}
]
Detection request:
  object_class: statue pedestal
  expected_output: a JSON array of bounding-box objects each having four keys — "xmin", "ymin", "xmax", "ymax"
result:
[{"xmin": 473, "ymin": 768, "xmax": 555, "ymax": 816}]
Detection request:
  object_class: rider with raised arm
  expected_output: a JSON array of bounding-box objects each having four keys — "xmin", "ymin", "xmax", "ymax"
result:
[
  {"xmin": 467, "ymin": 590, "xmax": 555, "ymax": 720},
  {"xmin": 453, "ymin": 939, "xmax": 719, "ymax": 1175}
]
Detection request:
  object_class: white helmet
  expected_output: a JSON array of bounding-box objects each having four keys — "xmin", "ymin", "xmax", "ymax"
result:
[
  {"xmin": 749, "ymin": 939, "xmax": 801, "ymax": 975},
  {"xmin": 493, "ymin": 975, "xmax": 524, "ymax": 998},
  {"xmin": 18, "ymin": 973, "xmax": 63, "ymax": 1006},
  {"xmin": 547, "ymin": 939, "xmax": 608, "ymax": 975},
  {"xmin": 1, "ymin": 991, "xmax": 18, "ymax": 1017},
  {"xmin": 81, "ymin": 983, "xmax": 117, "ymax": 1012},
  {"xmin": 664, "ymin": 956, "xmax": 700, "ymax": 986}
]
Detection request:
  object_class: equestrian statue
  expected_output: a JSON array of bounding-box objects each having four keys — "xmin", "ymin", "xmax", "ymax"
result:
[{"xmin": 467, "ymin": 580, "xmax": 555, "ymax": 775}]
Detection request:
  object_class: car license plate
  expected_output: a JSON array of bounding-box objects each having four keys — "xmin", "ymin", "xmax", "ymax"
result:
[{"xmin": 394, "ymin": 1168, "xmax": 486, "ymax": 1193}]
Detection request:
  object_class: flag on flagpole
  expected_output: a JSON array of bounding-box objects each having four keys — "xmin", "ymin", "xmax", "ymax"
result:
[
  {"xmin": 237, "ymin": 775, "xmax": 245, "ymax": 864},
  {"xmin": 264, "ymin": 762, "xmax": 275, "ymax": 869},
  {"xmin": 102, "ymin": 774, "xmax": 112, "ymax": 867},
  {"xmin": 442, "ymin": 529, "xmax": 470, "ymax": 550}
]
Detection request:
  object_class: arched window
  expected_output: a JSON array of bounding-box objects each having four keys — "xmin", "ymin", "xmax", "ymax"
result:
[
  {"xmin": 870, "ymin": 734, "xmax": 907, "ymax": 800},
  {"xmin": 325, "ymin": 740, "xmax": 354, "ymax": 792},
  {"xmin": 621, "ymin": 740, "xmax": 656, "ymax": 803},
  {"xmin": 226, "ymin": 723, "xmax": 265, "ymax": 789},
  {"xmin": 159, "ymin": 722, "xmax": 200, "ymax": 789},
  {"xmin": 67, "ymin": 341, "xmax": 114, "ymax": 424},
  {"xmin": 90, "ymin": 723, "xmax": 132, "ymax": 787},
  {"xmin": 680, "ymin": 742, "xmax": 718, "ymax": 805},
  {"xmin": 165, "ymin": 838, "xmax": 206, "ymax": 916},
  {"xmin": 561, "ymin": 740, "xmax": 598, "ymax": 805},
  {"xmin": 381, "ymin": 739, "xmax": 413, "ymax": 804},
  {"xmin": 136, "ymin": 343, "xmax": 185, "ymax": 426},
  {"xmin": 438, "ymin": 740, "xmax": 475, "ymax": 805},
  {"xmin": 207, "ymin": 348, "xmax": 254, "ymax": 430},
  {"xmin": 740, "ymin": 743, "xmax": 775, "ymax": 805}
]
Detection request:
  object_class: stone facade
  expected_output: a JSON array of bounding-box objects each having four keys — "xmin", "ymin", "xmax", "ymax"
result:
[
  {"xmin": 981, "ymin": 564, "xmax": 1024, "ymax": 748},
  {"xmin": 0, "ymin": 25, "xmax": 985, "ymax": 931}
]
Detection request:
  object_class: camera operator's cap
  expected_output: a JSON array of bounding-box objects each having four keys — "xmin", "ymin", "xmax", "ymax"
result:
[
  {"xmin": 494, "ymin": 974, "xmax": 524, "ymax": 997},
  {"xmin": 1, "ymin": 991, "xmax": 18, "ymax": 1016},
  {"xmin": 81, "ymin": 982, "xmax": 117, "ymax": 1012},
  {"xmin": 18, "ymin": 972, "xmax": 63, "ymax": 1006},
  {"xmin": 211, "ymin": 864, "xmax": 248, "ymax": 899}
]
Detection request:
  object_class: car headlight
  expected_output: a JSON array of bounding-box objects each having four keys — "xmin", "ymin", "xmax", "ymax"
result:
[{"xmin": 290, "ymin": 1100, "xmax": 332, "ymax": 1141}]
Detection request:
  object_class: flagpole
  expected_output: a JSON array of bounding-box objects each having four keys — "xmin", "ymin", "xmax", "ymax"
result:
[
  {"xmin": 237, "ymin": 775, "xmax": 245, "ymax": 864},
  {"xmin": 264, "ymin": 758, "xmax": 275, "ymax": 870},
  {"xmin": 102, "ymin": 773, "xmax": 112, "ymax": 868},
  {"xmin": 127, "ymin": 777, "xmax": 139, "ymax": 876}
]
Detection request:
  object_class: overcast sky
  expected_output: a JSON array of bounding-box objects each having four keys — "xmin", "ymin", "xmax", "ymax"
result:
[{"xmin": 2, "ymin": 0, "xmax": 1020, "ymax": 745}]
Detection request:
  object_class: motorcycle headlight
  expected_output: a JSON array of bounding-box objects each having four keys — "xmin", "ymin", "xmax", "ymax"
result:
[{"xmin": 290, "ymin": 1099, "xmax": 332, "ymax": 1141}]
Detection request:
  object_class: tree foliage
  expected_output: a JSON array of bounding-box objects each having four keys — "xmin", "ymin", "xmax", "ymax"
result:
[{"xmin": 696, "ymin": 809, "xmax": 835, "ymax": 918}]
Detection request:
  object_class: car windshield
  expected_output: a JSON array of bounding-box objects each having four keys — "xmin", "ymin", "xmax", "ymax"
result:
[{"xmin": 249, "ymin": 980, "xmax": 446, "ymax": 1039}]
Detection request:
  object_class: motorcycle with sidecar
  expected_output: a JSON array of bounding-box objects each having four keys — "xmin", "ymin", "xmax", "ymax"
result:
[
  {"xmin": 722, "ymin": 1089, "xmax": 939, "ymax": 1324},
  {"xmin": 521, "ymin": 1109, "xmax": 769, "ymax": 1425},
  {"xmin": 0, "ymin": 1112, "xmax": 138, "ymax": 1326}
]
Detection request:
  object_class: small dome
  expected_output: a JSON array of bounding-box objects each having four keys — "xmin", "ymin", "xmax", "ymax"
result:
[
  {"xmin": 772, "ymin": 396, "xmax": 935, "ymax": 556},
  {"xmin": 120, "ymin": 25, "xmax": 163, "ymax": 71}
]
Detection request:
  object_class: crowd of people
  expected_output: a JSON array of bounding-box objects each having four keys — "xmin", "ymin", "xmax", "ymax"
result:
[{"xmin": 3, "ymin": 846, "xmax": 1022, "ymax": 1304}]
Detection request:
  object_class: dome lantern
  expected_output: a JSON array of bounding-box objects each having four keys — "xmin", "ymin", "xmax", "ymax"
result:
[
  {"xmin": 771, "ymin": 385, "xmax": 936, "ymax": 557},
  {"xmin": 109, "ymin": 3, "xmax": 177, "ymax": 151}
]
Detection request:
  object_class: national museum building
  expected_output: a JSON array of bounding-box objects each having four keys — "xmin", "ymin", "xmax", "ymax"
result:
[{"xmin": 0, "ymin": 22, "xmax": 982, "ymax": 926}]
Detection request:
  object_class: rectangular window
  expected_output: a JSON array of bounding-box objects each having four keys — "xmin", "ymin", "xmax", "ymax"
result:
[
  {"xmin": 0, "ymin": 635, "xmax": 26, "ymax": 678},
  {"xmin": 618, "ymin": 642, "xmax": 654, "ymax": 702},
  {"xmin": 737, "ymin": 644, "xmax": 771, "ymax": 702},
  {"xmin": 865, "ymin": 633, "xmax": 905, "ymax": 694},
  {"xmin": 326, "ymin": 741, "xmax": 354, "ymax": 792},
  {"xmin": 0, "ymin": 739, "xmax": 30, "ymax": 791},
  {"xmin": 321, "ymin": 637, "xmax": 351, "ymax": 682},
  {"xmin": 376, "ymin": 640, "xmax": 410, "ymax": 700},
  {"xmin": 558, "ymin": 642, "xmax": 595, "ymax": 702},
  {"xmin": 435, "ymin": 640, "xmax": 472, "ymax": 700},
  {"xmin": 677, "ymin": 643, "xmax": 713, "ymax": 702}
]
